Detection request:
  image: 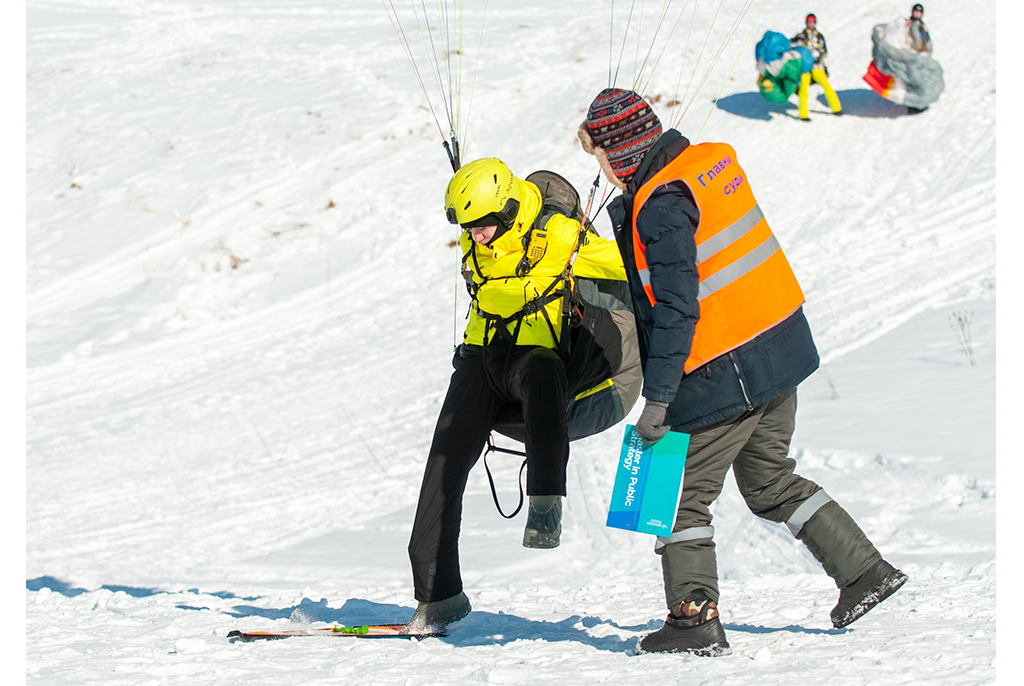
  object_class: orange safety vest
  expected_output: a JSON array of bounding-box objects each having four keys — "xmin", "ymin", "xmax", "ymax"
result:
[{"xmin": 631, "ymin": 142, "xmax": 805, "ymax": 373}]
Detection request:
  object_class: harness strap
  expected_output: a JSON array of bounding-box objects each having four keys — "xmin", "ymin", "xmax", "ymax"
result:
[
  {"xmin": 463, "ymin": 244, "xmax": 482, "ymax": 299},
  {"xmin": 475, "ymin": 266, "xmax": 579, "ymax": 371},
  {"xmin": 483, "ymin": 435, "xmax": 528, "ymax": 519},
  {"xmin": 476, "ymin": 276, "xmax": 566, "ymax": 342},
  {"xmin": 516, "ymin": 208, "xmax": 557, "ymax": 277},
  {"xmin": 557, "ymin": 266, "xmax": 579, "ymax": 363}
]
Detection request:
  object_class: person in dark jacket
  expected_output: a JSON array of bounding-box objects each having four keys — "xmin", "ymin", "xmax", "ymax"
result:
[
  {"xmin": 791, "ymin": 13, "xmax": 830, "ymax": 75},
  {"xmin": 577, "ymin": 88, "xmax": 908, "ymax": 656},
  {"xmin": 909, "ymin": 4, "xmax": 933, "ymax": 54}
]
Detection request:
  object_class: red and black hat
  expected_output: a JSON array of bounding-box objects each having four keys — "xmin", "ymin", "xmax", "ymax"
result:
[{"xmin": 584, "ymin": 88, "xmax": 662, "ymax": 182}]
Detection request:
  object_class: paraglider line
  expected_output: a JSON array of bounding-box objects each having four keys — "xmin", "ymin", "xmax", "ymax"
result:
[
  {"xmin": 631, "ymin": 0, "xmax": 645, "ymax": 90},
  {"xmin": 415, "ymin": 1, "xmax": 456, "ymax": 134},
  {"xmin": 582, "ymin": 172, "xmax": 602, "ymax": 226},
  {"xmin": 695, "ymin": 0, "xmax": 767, "ymax": 142},
  {"xmin": 608, "ymin": 0, "xmax": 614, "ymax": 87},
  {"xmin": 673, "ymin": 0, "xmax": 728, "ymax": 129},
  {"xmin": 593, "ymin": 185, "xmax": 616, "ymax": 223},
  {"xmin": 611, "ymin": 0, "xmax": 638, "ymax": 88},
  {"xmin": 668, "ymin": 0, "xmax": 700, "ymax": 119},
  {"xmin": 678, "ymin": 0, "xmax": 756, "ymax": 126},
  {"xmin": 382, "ymin": 0, "xmax": 448, "ymax": 145},
  {"xmin": 444, "ymin": 1, "xmax": 457, "ymax": 138},
  {"xmin": 636, "ymin": 0, "xmax": 691, "ymax": 96},
  {"xmin": 461, "ymin": 0, "xmax": 489, "ymax": 158}
]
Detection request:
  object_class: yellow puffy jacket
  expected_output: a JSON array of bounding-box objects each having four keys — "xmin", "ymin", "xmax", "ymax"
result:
[{"xmin": 461, "ymin": 176, "xmax": 626, "ymax": 349}]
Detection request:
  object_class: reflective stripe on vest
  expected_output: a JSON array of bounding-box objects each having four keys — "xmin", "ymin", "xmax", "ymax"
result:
[{"xmin": 631, "ymin": 142, "xmax": 805, "ymax": 373}]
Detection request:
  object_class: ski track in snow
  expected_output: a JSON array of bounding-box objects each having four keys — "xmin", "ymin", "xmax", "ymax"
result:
[{"xmin": 27, "ymin": 0, "xmax": 996, "ymax": 683}]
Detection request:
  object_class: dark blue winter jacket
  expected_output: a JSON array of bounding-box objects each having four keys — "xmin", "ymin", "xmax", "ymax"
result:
[{"xmin": 606, "ymin": 129, "xmax": 820, "ymax": 432}]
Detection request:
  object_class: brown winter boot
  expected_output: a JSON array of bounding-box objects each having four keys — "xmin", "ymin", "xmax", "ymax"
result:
[{"xmin": 638, "ymin": 596, "xmax": 731, "ymax": 656}]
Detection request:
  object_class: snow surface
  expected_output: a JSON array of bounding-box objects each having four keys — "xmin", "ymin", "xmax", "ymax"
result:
[{"xmin": 24, "ymin": 0, "xmax": 1004, "ymax": 683}]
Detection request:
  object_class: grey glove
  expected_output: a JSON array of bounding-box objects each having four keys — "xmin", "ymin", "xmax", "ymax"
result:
[{"xmin": 636, "ymin": 400, "xmax": 671, "ymax": 445}]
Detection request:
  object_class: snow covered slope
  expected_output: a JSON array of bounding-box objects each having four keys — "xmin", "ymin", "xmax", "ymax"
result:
[{"xmin": 26, "ymin": 0, "xmax": 997, "ymax": 683}]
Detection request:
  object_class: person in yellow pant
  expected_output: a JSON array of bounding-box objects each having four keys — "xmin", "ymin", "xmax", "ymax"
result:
[
  {"xmin": 798, "ymin": 67, "xmax": 842, "ymax": 120},
  {"xmin": 791, "ymin": 13, "xmax": 842, "ymax": 121}
]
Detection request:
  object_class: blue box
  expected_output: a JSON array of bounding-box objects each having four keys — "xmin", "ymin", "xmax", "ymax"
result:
[{"xmin": 606, "ymin": 425, "xmax": 689, "ymax": 536}]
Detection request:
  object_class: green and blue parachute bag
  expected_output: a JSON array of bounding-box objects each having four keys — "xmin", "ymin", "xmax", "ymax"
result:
[{"xmin": 755, "ymin": 30, "xmax": 814, "ymax": 103}]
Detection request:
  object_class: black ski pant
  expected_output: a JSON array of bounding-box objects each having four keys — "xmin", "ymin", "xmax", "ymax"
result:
[
  {"xmin": 657, "ymin": 388, "xmax": 881, "ymax": 608},
  {"xmin": 408, "ymin": 345, "xmax": 569, "ymax": 602}
]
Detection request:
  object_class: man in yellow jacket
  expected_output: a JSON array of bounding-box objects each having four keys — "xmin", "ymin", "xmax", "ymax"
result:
[{"xmin": 404, "ymin": 158, "xmax": 626, "ymax": 633}]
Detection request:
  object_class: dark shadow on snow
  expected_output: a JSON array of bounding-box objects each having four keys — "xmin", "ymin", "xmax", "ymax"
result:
[
  {"xmin": 714, "ymin": 89, "xmax": 913, "ymax": 121},
  {"xmin": 226, "ymin": 598, "xmax": 844, "ymax": 649},
  {"xmin": 822, "ymin": 89, "xmax": 911, "ymax": 118},
  {"xmin": 29, "ymin": 578, "xmax": 840, "ymax": 646},
  {"xmin": 225, "ymin": 597, "xmax": 637, "ymax": 653},
  {"xmin": 27, "ymin": 575, "xmax": 260, "ymax": 601},
  {"xmin": 714, "ymin": 91, "xmax": 795, "ymax": 121},
  {"xmin": 222, "ymin": 596, "xmax": 408, "ymax": 622},
  {"xmin": 724, "ymin": 621, "xmax": 844, "ymax": 636}
]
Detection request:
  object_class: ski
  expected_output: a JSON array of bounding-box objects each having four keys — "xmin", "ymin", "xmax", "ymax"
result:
[{"xmin": 227, "ymin": 623, "xmax": 446, "ymax": 642}]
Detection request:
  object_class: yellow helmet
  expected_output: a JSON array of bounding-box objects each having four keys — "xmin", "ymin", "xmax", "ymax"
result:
[{"xmin": 444, "ymin": 158, "xmax": 522, "ymax": 230}]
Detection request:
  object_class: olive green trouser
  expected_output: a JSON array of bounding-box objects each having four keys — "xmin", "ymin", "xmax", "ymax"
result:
[{"xmin": 657, "ymin": 388, "xmax": 881, "ymax": 608}]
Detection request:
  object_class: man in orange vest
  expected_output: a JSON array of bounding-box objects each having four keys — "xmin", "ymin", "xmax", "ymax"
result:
[{"xmin": 577, "ymin": 88, "xmax": 907, "ymax": 655}]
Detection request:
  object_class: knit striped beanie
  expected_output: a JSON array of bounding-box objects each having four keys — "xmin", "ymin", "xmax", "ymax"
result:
[{"xmin": 584, "ymin": 88, "xmax": 662, "ymax": 181}]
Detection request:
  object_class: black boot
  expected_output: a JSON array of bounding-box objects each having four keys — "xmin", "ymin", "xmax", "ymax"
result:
[
  {"xmin": 638, "ymin": 597, "xmax": 731, "ymax": 656},
  {"xmin": 831, "ymin": 559, "xmax": 908, "ymax": 628},
  {"xmin": 523, "ymin": 495, "xmax": 562, "ymax": 549},
  {"xmin": 402, "ymin": 591, "xmax": 471, "ymax": 634}
]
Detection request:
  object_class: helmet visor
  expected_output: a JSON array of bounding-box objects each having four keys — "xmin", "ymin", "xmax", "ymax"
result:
[{"xmin": 452, "ymin": 198, "xmax": 520, "ymax": 230}]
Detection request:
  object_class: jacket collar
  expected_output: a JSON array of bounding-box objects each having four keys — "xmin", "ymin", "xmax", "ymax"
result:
[
  {"xmin": 485, "ymin": 177, "xmax": 541, "ymax": 256},
  {"xmin": 627, "ymin": 129, "xmax": 691, "ymax": 197}
]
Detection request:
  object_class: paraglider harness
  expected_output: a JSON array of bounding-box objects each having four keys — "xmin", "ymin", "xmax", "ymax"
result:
[
  {"xmin": 460, "ymin": 170, "xmax": 591, "ymax": 518},
  {"xmin": 460, "ymin": 170, "xmax": 590, "ymax": 386}
]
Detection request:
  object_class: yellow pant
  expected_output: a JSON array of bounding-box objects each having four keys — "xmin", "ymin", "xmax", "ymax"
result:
[{"xmin": 799, "ymin": 68, "xmax": 842, "ymax": 119}]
